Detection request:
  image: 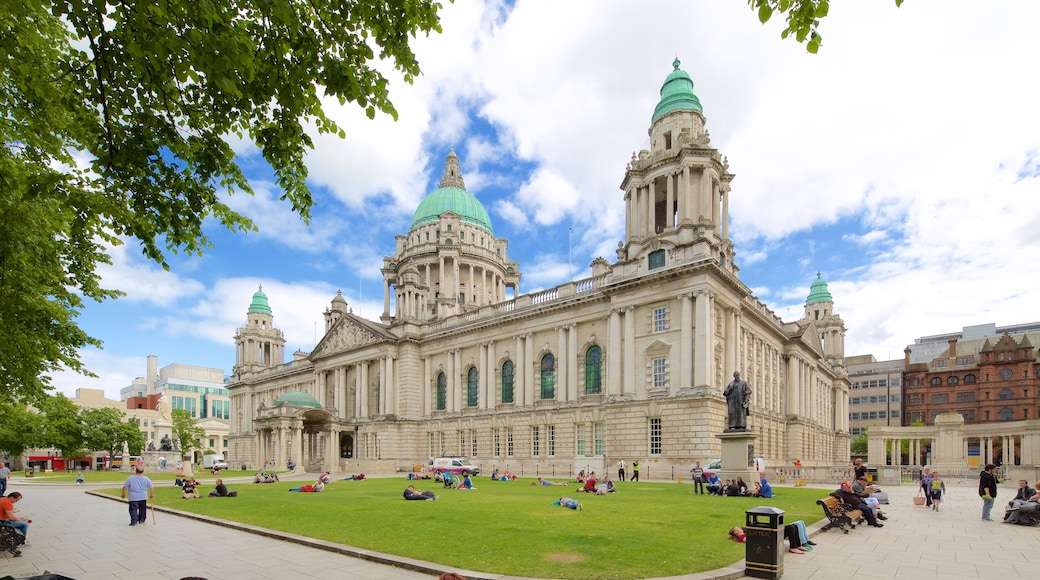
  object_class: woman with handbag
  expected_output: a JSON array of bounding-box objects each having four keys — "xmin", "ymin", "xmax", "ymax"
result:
[{"xmin": 919, "ymin": 467, "xmax": 934, "ymax": 507}]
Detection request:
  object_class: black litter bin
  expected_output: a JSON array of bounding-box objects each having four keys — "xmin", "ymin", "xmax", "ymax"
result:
[{"xmin": 744, "ymin": 506, "xmax": 785, "ymax": 579}]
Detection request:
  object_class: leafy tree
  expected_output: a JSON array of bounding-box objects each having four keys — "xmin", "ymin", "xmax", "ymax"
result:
[
  {"xmin": 0, "ymin": 1, "xmax": 446, "ymax": 403},
  {"xmin": 172, "ymin": 409, "xmax": 206, "ymax": 456},
  {"xmin": 748, "ymin": 0, "xmax": 905, "ymax": 53},
  {"xmin": 37, "ymin": 394, "xmax": 86, "ymax": 460},
  {"xmin": 851, "ymin": 428, "xmax": 868, "ymax": 455},
  {"xmin": 81, "ymin": 407, "xmax": 146, "ymax": 460},
  {"xmin": 0, "ymin": 400, "xmax": 45, "ymax": 459}
]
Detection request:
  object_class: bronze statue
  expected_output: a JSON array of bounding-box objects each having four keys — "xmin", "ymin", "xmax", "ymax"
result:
[
  {"xmin": 723, "ymin": 371, "xmax": 752, "ymax": 430},
  {"xmin": 160, "ymin": 434, "xmax": 174, "ymax": 452}
]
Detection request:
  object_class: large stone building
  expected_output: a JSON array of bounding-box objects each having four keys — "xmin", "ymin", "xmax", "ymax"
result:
[{"xmin": 227, "ymin": 60, "xmax": 851, "ymax": 476}]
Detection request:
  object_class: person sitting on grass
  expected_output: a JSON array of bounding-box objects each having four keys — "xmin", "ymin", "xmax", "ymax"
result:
[
  {"xmin": 595, "ymin": 476, "xmax": 617, "ymax": 495},
  {"xmin": 456, "ymin": 473, "xmax": 476, "ymax": 490},
  {"xmin": 752, "ymin": 477, "xmax": 774, "ymax": 498},
  {"xmin": 403, "ymin": 484, "xmax": 438, "ymax": 501},
  {"xmin": 552, "ymin": 496, "xmax": 582, "ymax": 510},
  {"xmin": 532, "ymin": 477, "xmax": 567, "ymax": 486},
  {"xmin": 208, "ymin": 478, "xmax": 236, "ymax": 497},
  {"xmin": 575, "ymin": 470, "xmax": 587, "ymax": 483},
  {"xmin": 181, "ymin": 478, "xmax": 200, "ymax": 499},
  {"xmin": 76, "ymin": 474, "xmax": 84, "ymax": 484},
  {"xmin": 578, "ymin": 476, "xmax": 599, "ymax": 493}
]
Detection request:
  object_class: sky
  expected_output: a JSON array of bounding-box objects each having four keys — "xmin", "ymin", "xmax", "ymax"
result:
[{"xmin": 50, "ymin": 0, "xmax": 1040, "ymax": 400}]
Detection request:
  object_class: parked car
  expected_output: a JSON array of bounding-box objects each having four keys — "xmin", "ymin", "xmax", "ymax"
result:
[
  {"xmin": 702, "ymin": 459, "xmax": 722, "ymax": 478},
  {"xmin": 429, "ymin": 457, "xmax": 481, "ymax": 476}
]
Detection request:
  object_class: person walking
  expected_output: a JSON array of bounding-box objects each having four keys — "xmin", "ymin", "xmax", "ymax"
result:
[
  {"xmin": 920, "ymin": 466, "xmax": 934, "ymax": 507},
  {"xmin": 631, "ymin": 460, "xmax": 640, "ymax": 482},
  {"xmin": 690, "ymin": 461, "xmax": 705, "ymax": 494},
  {"xmin": 617, "ymin": 459, "xmax": 626, "ymax": 482},
  {"xmin": 928, "ymin": 470, "xmax": 946, "ymax": 511},
  {"xmin": 979, "ymin": 463, "xmax": 998, "ymax": 521},
  {"xmin": 0, "ymin": 463, "xmax": 11, "ymax": 496},
  {"xmin": 120, "ymin": 466, "xmax": 154, "ymax": 526}
]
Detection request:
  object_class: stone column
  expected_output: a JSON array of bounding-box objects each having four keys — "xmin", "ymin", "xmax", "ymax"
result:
[
  {"xmin": 383, "ymin": 280, "xmax": 390, "ymax": 318},
  {"xmin": 568, "ymin": 324, "xmax": 578, "ymax": 400},
  {"xmin": 679, "ymin": 294, "xmax": 693, "ymax": 390},
  {"xmin": 647, "ymin": 181, "xmax": 656, "ymax": 234},
  {"xmin": 721, "ymin": 183, "xmax": 730, "ymax": 239},
  {"xmin": 360, "ymin": 361, "xmax": 369, "ymax": 418},
  {"xmin": 693, "ymin": 290, "xmax": 712, "ymax": 388},
  {"xmin": 486, "ymin": 341, "xmax": 496, "ymax": 408},
  {"xmin": 453, "ymin": 349, "xmax": 462, "ymax": 412},
  {"xmin": 623, "ymin": 306, "xmax": 636, "ymax": 396},
  {"xmin": 666, "ymin": 172, "xmax": 675, "ymax": 230},
  {"xmin": 607, "ymin": 309, "xmax": 621, "ymax": 395},
  {"xmin": 515, "ymin": 335, "xmax": 525, "ymax": 406},
  {"xmin": 387, "ymin": 355, "xmax": 396, "ymax": 416},
  {"xmin": 525, "ymin": 334, "xmax": 535, "ymax": 404}
]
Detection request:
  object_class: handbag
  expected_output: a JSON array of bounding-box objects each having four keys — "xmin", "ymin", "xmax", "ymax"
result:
[{"xmin": 913, "ymin": 488, "xmax": 926, "ymax": 506}]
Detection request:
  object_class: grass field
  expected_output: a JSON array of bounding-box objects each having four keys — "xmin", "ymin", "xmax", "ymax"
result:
[
  {"xmin": 29, "ymin": 470, "xmax": 268, "ymax": 483},
  {"xmin": 98, "ymin": 476, "xmax": 826, "ymax": 579}
]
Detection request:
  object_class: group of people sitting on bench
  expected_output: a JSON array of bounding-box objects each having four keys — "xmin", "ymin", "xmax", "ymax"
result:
[{"xmin": 1003, "ymin": 479, "xmax": 1040, "ymax": 525}]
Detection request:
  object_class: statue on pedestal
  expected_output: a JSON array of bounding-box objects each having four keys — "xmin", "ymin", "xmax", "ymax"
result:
[
  {"xmin": 160, "ymin": 434, "xmax": 174, "ymax": 452},
  {"xmin": 723, "ymin": 371, "xmax": 752, "ymax": 431}
]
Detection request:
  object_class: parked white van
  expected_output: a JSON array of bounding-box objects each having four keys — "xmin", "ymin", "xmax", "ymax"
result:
[{"xmin": 429, "ymin": 457, "xmax": 480, "ymax": 476}]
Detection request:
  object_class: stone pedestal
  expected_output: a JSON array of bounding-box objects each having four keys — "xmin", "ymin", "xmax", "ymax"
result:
[{"xmin": 717, "ymin": 430, "xmax": 760, "ymax": 483}]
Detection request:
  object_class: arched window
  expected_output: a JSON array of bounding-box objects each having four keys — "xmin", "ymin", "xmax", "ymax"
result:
[
  {"xmin": 501, "ymin": 361, "xmax": 514, "ymax": 403},
  {"xmin": 540, "ymin": 354, "xmax": 555, "ymax": 399},
  {"xmin": 947, "ymin": 376, "xmax": 959, "ymax": 385},
  {"xmin": 964, "ymin": 374, "xmax": 977, "ymax": 384},
  {"xmin": 999, "ymin": 407, "xmax": 1014, "ymax": 421},
  {"xmin": 930, "ymin": 377, "xmax": 942, "ymax": 386},
  {"xmin": 999, "ymin": 388, "xmax": 1014, "ymax": 400},
  {"xmin": 467, "ymin": 367, "xmax": 478, "ymax": 407},
  {"xmin": 436, "ymin": 372, "xmax": 447, "ymax": 411},
  {"xmin": 585, "ymin": 346, "xmax": 602, "ymax": 395}
]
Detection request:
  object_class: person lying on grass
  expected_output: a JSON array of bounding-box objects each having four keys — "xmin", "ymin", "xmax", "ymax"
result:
[
  {"xmin": 532, "ymin": 477, "xmax": 567, "ymax": 486},
  {"xmin": 403, "ymin": 485, "xmax": 438, "ymax": 501},
  {"xmin": 552, "ymin": 496, "xmax": 582, "ymax": 510}
]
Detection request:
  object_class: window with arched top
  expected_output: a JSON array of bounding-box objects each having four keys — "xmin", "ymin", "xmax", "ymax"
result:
[
  {"xmin": 930, "ymin": 377, "xmax": 942, "ymax": 386},
  {"xmin": 540, "ymin": 354, "xmax": 555, "ymax": 399},
  {"xmin": 436, "ymin": 373, "xmax": 446, "ymax": 411},
  {"xmin": 999, "ymin": 388, "xmax": 1014, "ymax": 400},
  {"xmin": 947, "ymin": 376, "xmax": 959, "ymax": 385},
  {"xmin": 467, "ymin": 367, "xmax": 478, "ymax": 407},
  {"xmin": 501, "ymin": 360, "xmax": 514, "ymax": 403},
  {"xmin": 999, "ymin": 407, "xmax": 1014, "ymax": 421},
  {"xmin": 585, "ymin": 346, "xmax": 602, "ymax": 395},
  {"xmin": 964, "ymin": 374, "xmax": 977, "ymax": 384}
]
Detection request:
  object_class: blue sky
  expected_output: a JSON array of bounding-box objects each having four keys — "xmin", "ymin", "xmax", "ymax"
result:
[{"xmin": 53, "ymin": 1, "xmax": 1040, "ymax": 399}]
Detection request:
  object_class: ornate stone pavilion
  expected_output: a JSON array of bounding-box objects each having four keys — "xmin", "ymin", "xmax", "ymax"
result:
[{"xmin": 227, "ymin": 60, "xmax": 851, "ymax": 476}]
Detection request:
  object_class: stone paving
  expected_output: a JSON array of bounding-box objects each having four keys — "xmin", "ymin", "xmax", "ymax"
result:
[{"xmin": 3, "ymin": 477, "xmax": 1039, "ymax": 579}]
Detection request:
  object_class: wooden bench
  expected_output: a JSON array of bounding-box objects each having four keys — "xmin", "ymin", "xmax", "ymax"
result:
[
  {"xmin": 817, "ymin": 495, "xmax": 864, "ymax": 534},
  {"xmin": 0, "ymin": 522, "xmax": 26, "ymax": 557}
]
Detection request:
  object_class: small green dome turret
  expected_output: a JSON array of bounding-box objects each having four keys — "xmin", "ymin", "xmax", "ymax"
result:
[
  {"xmin": 248, "ymin": 285, "xmax": 273, "ymax": 315},
  {"xmin": 805, "ymin": 273, "xmax": 833, "ymax": 305},
  {"xmin": 652, "ymin": 58, "xmax": 703, "ymax": 123}
]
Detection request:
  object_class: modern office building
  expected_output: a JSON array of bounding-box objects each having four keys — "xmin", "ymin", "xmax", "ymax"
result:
[
  {"xmin": 122, "ymin": 355, "xmax": 231, "ymax": 421},
  {"xmin": 845, "ymin": 355, "xmax": 903, "ymax": 435},
  {"xmin": 226, "ymin": 59, "xmax": 852, "ymax": 476}
]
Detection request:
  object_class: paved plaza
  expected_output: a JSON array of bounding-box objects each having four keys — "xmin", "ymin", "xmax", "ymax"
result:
[{"xmin": 2, "ymin": 478, "xmax": 1039, "ymax": 579}]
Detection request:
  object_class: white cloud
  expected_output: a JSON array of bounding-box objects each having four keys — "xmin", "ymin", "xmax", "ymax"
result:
[{"xmin": 96, "ymin": 242, "xmax": 205, "ymax": 305}]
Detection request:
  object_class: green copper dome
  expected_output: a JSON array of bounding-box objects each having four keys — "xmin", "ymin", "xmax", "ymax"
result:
[
  {"xmin": 248, "ymin": 285, "xmax": 273, "ymax": 315},
  {"xmin": 652, "ymin": 58, "xmax": 703, "ymax": 123},
  {"xmin": 805, "ymin": 273, "xmax": 834, "ymax": 305},
  {"xmin": 409, "ymin": 150, "xmax": 494, "ymax": 234},
  {"xmin": 273, "ymin": 391, "xmax": 322, "ymax": 408}
]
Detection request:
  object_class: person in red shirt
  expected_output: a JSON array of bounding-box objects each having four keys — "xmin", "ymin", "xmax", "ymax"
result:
[{"xmin": 1, "ymin": 492, "xmax": 31, "ymax": 544}]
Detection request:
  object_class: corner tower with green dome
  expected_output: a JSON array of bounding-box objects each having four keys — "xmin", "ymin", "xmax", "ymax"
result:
[
  {"xmin": 803, "ymin": 272, "xmax": 846, "ymax": 364},
  {"xmin": 234, "ymin": 284, "xmax": 287, "ymax": 375},
  {"xmin": 381, "ymin": 150, "xmax": 521, "ymax": 323},
  {"xmin": 617, "ymin": 58, "xmax": 736, "ymax": 279}
]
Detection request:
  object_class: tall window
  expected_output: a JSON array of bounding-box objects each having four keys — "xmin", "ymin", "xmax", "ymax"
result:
[
  {"xmin": 547, "ymin": 425, "xmax": 555, "ymax": 457},
  {"xmin": 532, "ymin": 426, "xmax": 540, "ymax": 456},
  {"xmin": 593, "ymin": 422, "xmax": 605, "ymax": 455},
  {"xmin": 649, "ymin": 417, "xmax": 662, "ymax": 455},
  {"xmin": 540, "ymin": 354, "xmax": 555, "ymax": 399},
  {"xmin": 471, "ymin": 430, "xmax": 477, "ymax": 456},
  {"xmin": 428, "ymin": 432, "xmax": 435, "ymax": 457},
  {"xmin": 653, "ymin": 357, "xmax": 667, "ymax": 388},
  {"xmin": 501, "ymin": 360, "xmax": 514, "ymax": 403},
  {"xmin": 459, "ymin": 431, "xmax": 466, "ymax": 456},
  {"xmin": 999, "ymin": 407, "xmax": 1014, "ymax": 421},
  {"xmin": 999, "ymin": 388, "xmax": 1014, "ymax": 400},
  {"xmin": 493, "ymin": 429, "xmax": 501, "ymax": 457},
  {"xmin": 653, "ymin": 306, "xmax": 667, "ymax": 332},
  {"xmin": 467, "ymin": 367, "xmax": 479, "ymax": 407},
  {"xmin": 585, "ymin": 346, "xmax": 602, "ymax": 394},
  {"xmin": 576, "ymin": 424, "xmax": 586, "ymax": 456},
  {"xmin": 436, "ymin": 372, "xmax": 447, "ymax": 411},
  {"xmin": 507, "ymin": 427, "xmax": 514, "ymax": 457}
]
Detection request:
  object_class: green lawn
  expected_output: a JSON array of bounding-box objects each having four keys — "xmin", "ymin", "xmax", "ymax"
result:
[
  {"xmin": 98, "ymin": 477, "xmax": 826, "ymax": 579},
  {"xmin": 30, "ymin": 470, "xmax": 266, "ymax": 483}
]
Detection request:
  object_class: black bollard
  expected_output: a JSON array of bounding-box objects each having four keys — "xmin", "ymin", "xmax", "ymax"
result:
[{"xmin": 744, "ymin": 506, "xmax": 785, "ymax": 579}]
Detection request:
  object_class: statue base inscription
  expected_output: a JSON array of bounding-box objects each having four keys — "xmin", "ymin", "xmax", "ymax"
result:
[{"xmin": 716, "ymin": 431, "xmax": 761, "ymax": 484}]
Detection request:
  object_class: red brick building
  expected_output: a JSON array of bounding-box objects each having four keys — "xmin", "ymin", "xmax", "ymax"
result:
[{"xmin": 904, "ymin": 332, "xmax": 1040, "ymax": 426}]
